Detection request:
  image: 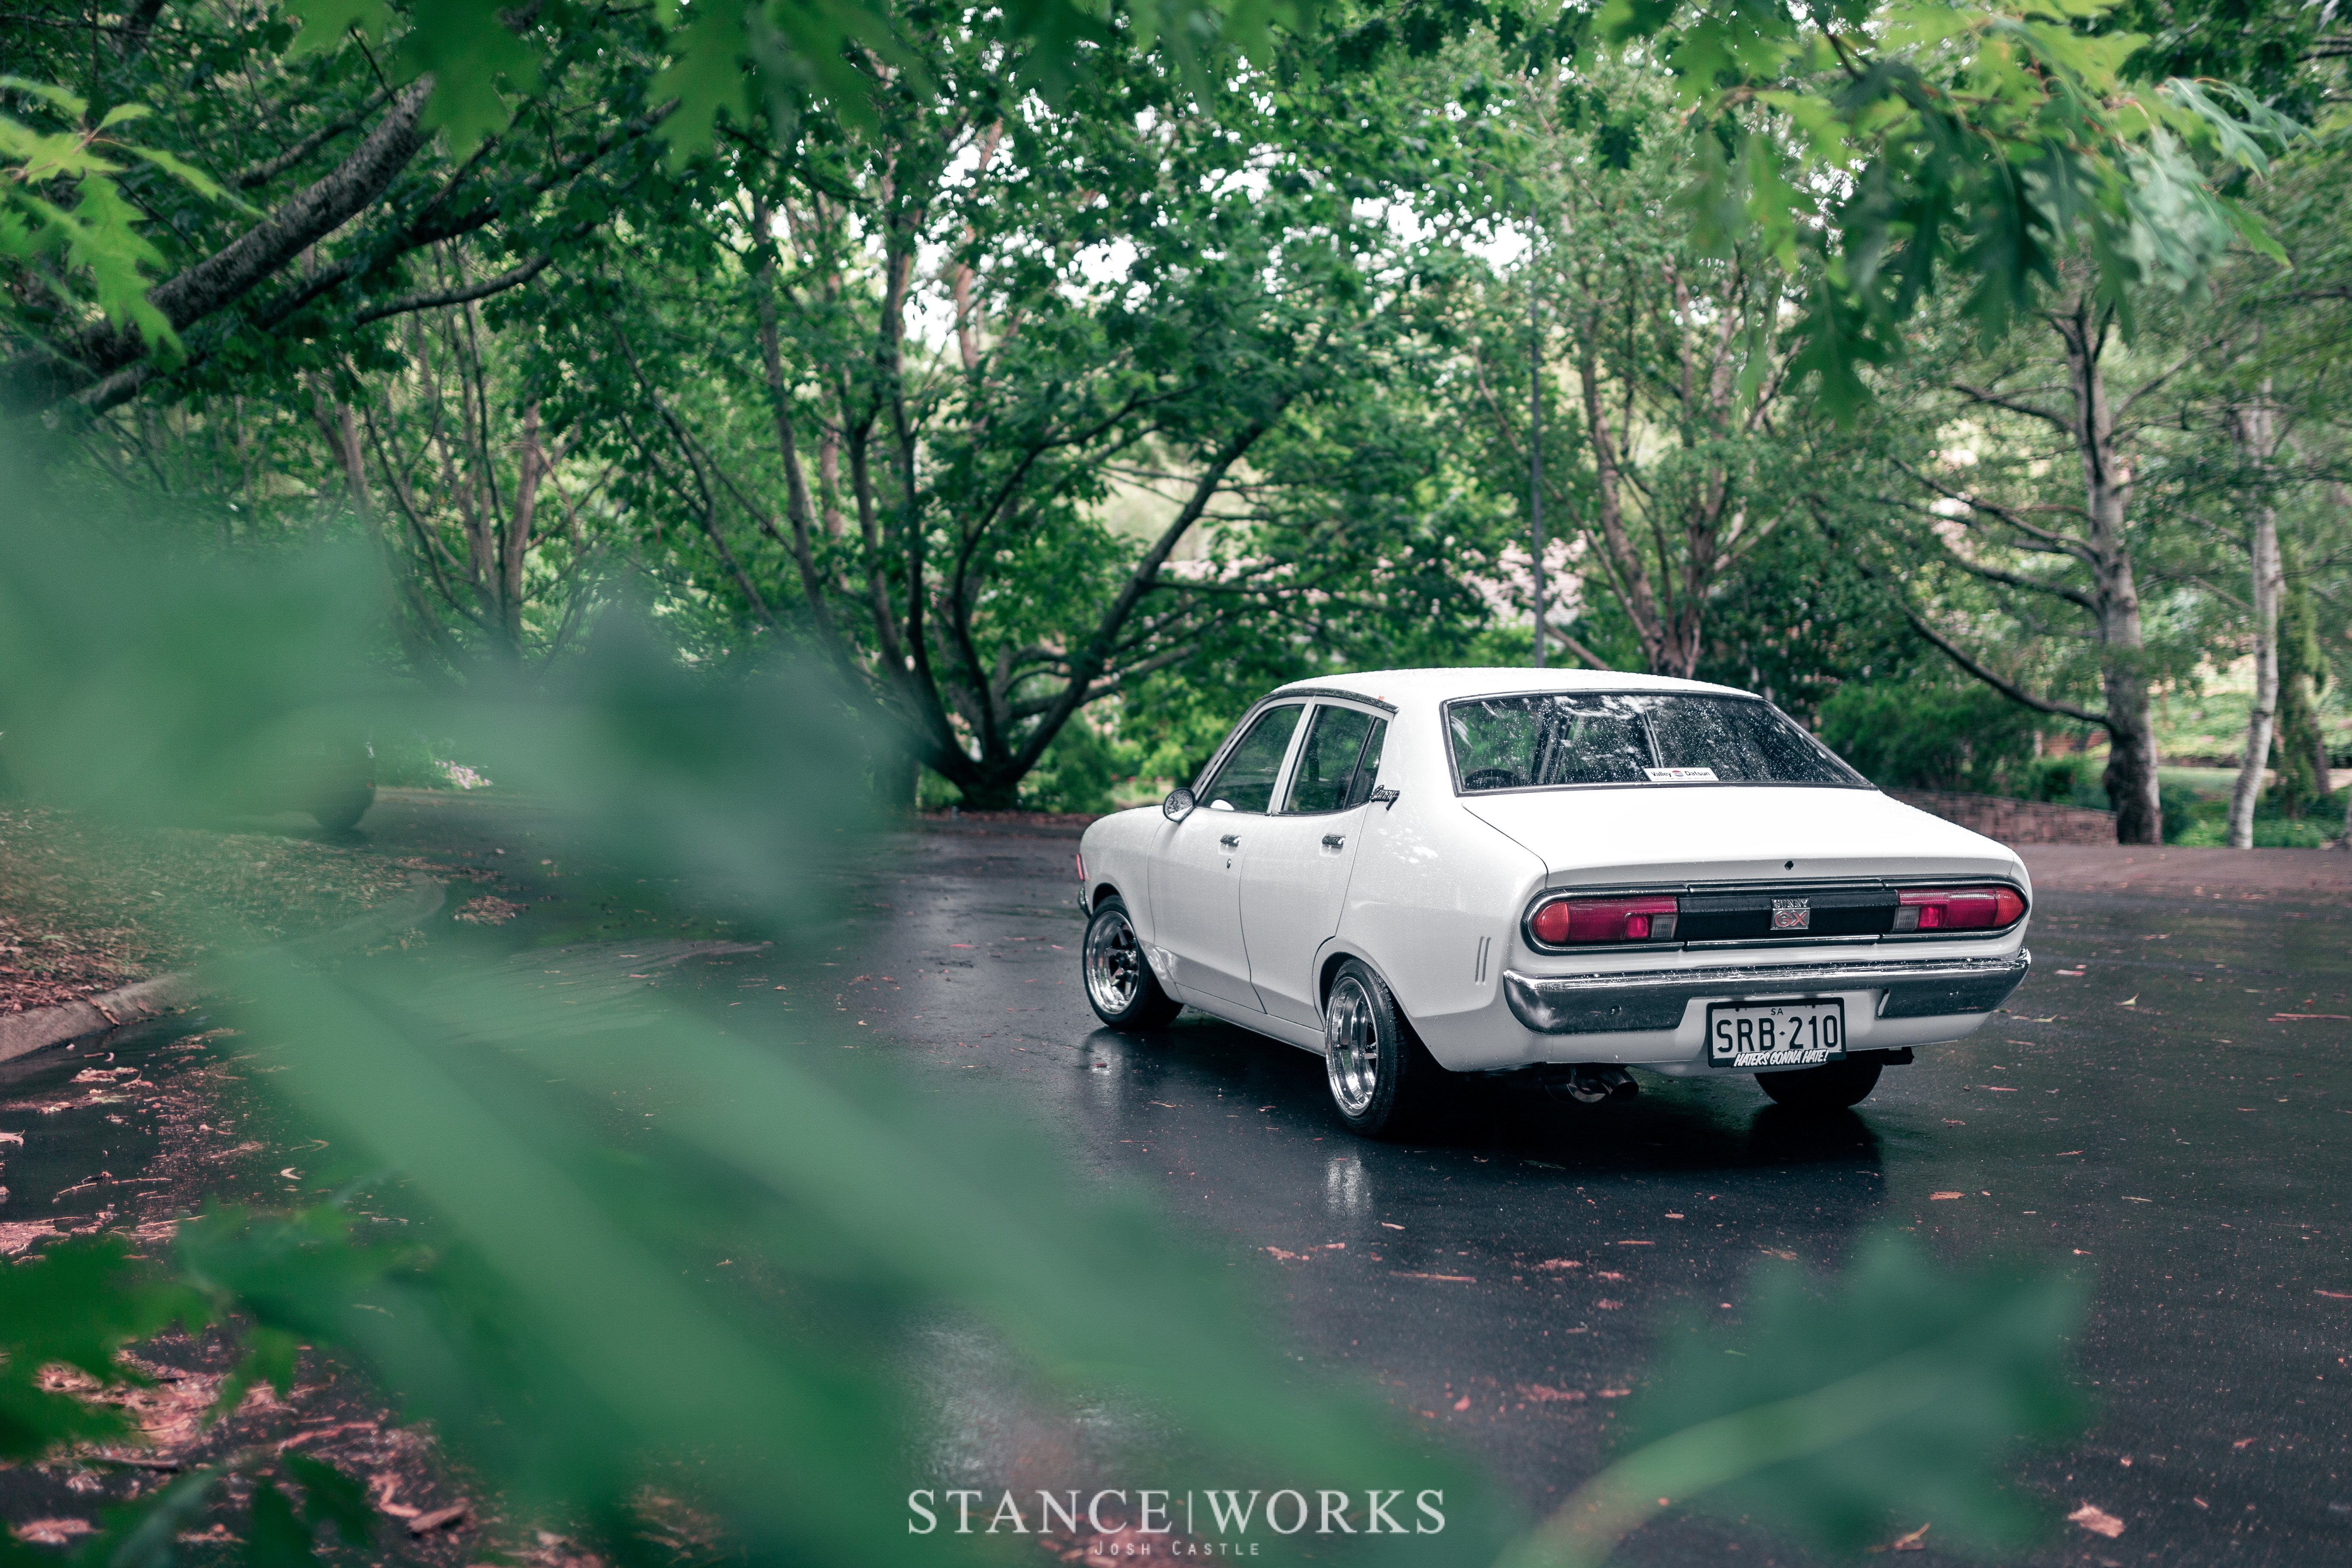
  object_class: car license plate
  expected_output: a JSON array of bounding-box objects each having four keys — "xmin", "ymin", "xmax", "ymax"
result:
[{"xmin": 1706, "ymin": 998, "xmax": 1846, "ymax": 1069}]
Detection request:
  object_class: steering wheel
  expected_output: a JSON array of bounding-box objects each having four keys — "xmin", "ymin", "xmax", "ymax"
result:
[{"xmin": 1462, "ymin": 767, "xmax": 1522, "ymax": 792}]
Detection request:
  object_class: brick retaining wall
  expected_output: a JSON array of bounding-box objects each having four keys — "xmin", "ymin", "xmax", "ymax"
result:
[{"xmin": 1888, "ymin": 789, "xmax": 2117, "ymax": 846}]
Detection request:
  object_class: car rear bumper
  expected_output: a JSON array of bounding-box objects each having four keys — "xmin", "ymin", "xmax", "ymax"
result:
[{"xmin": 1500, "ymin": 950, "xmax": 2030, "ymax": 1035}]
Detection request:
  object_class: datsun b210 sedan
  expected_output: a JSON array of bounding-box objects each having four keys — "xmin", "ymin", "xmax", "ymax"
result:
[{"xmin": 1074, "ymin": 668, "xmax": 2030, "ymax": 1136}]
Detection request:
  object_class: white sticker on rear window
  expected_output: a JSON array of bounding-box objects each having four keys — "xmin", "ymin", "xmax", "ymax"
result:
[{"xmin": 1643, "ymin": 766, "xmax": 1719, "ymax": 783}]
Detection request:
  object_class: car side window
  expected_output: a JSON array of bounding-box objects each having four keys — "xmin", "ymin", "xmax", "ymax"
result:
[
  {"xmin": 1283, "ymin": 706, "xmax": 1377, "ymax": 813},
  {"xmin": 1339, "ymin": 719, "xmax": 1388, "ymax": 809},
  {"xmin": 1201, "ymin": 705, "xmax": 1304, "ymax": 813}
]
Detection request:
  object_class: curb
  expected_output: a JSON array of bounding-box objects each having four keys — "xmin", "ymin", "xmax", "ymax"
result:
[{"xmin": 0, "ymin": 874, "xmax": 447, "ymax": 1068}]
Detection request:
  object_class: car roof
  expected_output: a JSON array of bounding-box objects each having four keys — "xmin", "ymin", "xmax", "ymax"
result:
[{"xmin": 1268, "ymin": 667, "xmax": 1755, "ymax": 709}]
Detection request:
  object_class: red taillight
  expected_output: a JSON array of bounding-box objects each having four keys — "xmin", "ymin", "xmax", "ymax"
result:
[
  {"xmin": 1894, "ymin": 885, "xmax": 2025, "ymax": 932},
  {"xmin": 1530, "ymin": 895, "xmax": 1679, "ymax": 946}
]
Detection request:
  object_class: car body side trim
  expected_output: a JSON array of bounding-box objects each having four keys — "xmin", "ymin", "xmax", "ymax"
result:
[{"xmin": 1501, "ymin": 951, "xmax": 2031, "ymax": 1035}]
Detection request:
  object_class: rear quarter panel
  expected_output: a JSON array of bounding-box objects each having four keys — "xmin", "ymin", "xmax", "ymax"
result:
[{"xmin": 1333, "ymin": 699, "xmax": 1544, "ymax": 1059}]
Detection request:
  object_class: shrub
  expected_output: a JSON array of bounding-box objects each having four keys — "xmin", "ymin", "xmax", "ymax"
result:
[
  {"xmin": 1818, "ymin": 677, "xmax": 2040, "ymax": 795},
  {"xmin": 373, "ymin": 733, "xmax": 493, "ymax": 791}
]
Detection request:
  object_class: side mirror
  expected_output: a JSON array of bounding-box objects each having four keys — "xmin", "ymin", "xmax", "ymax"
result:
[{"xmin": 1162, "ymin": 786, "xmax": 1196, "ymax": 823}]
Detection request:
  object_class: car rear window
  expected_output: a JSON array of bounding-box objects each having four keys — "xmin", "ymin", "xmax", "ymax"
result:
[{"xmin": 1446, "ymin": 693, "xmax": 1864, "ymax": 791}]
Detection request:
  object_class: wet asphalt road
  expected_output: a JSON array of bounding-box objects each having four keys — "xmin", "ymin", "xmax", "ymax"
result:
[
  {"xmin": 8, "ymin": 796, "xmax": 2349, "ymax": 1568},
  {"xmin": 760, "ymin": 821, "xmax": 2352, "ymax": 1568}
]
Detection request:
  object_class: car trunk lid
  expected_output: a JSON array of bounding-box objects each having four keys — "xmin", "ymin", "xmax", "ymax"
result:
[{"xmin": 1460, "ymin": 785, "xmax": 2026, "ymax": 888}]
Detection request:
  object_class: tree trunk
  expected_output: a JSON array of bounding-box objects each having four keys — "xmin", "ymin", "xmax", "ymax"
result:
[
  {"xmin": 2227, "ymin": 397, "xmax": 2282, "ymax": 848},
  {"xmin": 500, "ymin": 401, "xmax": 544, "ymax": 664},
  {"xmin": 2053, "ymin": 300, "xmax": 2162, "ymax": 845}
]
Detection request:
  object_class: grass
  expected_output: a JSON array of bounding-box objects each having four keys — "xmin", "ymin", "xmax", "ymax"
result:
[{"xmin": 0, "ymin": 804, "xmax": 414, "ymax": 1013}]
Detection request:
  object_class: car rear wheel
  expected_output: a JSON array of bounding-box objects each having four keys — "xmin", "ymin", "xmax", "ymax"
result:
[
  {"xmin": 1082, "ymin": 897, "xmax": 1181, "ymax": 1030},
  {"xmin": 1756, "ymin": 1055, "xmax": 1883, "ymax": 1111},
  {"xmin": 1323, "ymin": 958, "xmax": 1442, "ymax": 1138}
]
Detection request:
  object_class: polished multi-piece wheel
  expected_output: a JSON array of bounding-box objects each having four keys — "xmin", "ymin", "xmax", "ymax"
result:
[{"xmin": 1081, "ymin": 896, "xmax": 1181, "ymax": 1030}]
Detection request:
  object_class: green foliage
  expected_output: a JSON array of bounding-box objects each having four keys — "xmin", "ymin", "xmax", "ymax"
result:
[
  {"xmin": 0, "ymin": 1236, "xmax": 211, "ymax": 1462},
  {"xmin": 1611, "ymin": 0, "xmax": 2299, "ymax": 416},
  {"xmin": 1018, "ymin": 713, "xmax": 1136, "ymax": 813},
  {"xmin": 0, "ymin": 74, "xmax": 242, "ymax": 357},
  {"xmin": 371, "ymin": 733, "xmax": 493, "ymax": 790},
  {"xmin": 1498, "ymin": 1232, "xmax": 2088, "ymax": 1567},
  {"xmin": 0, "ymin": 503, "xmax": 1514, "ymax": 1568},
  {"xmin": 1817, "ymin": 673, "xmax": 2041, "ymax": 794}
]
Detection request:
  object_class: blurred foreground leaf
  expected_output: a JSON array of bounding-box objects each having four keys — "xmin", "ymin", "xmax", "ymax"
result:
[
  {"xmin": 0, "ymin": 506, "xmax": 1506, "ymax": 1564},
  {"xmin": 1497, "ymin": 1233, "xmax": 2089, "ymax": 1568}
]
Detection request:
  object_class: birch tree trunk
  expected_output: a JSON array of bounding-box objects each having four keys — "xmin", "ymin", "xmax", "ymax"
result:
[
  {"xmin": 2053, "ymin": 299, "xmax": 2163, "ymax": 845},
  {"xmin": 2227, "ymin": 395, "xmax": 2283, "ymax": 848}
]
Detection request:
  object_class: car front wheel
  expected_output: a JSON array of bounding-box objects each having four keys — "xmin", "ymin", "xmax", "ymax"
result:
[
  {"xmin": 1082, "ymin": 896, "xmax": 1181, "ymax": 1030},
  {"xmin": 1323, "ymin": 958, "xmax": 1442, "ymax": 1138},
  {"xmin": 1756, "ymin": 1055, "xmax": 1884, "ymax": 1112}
]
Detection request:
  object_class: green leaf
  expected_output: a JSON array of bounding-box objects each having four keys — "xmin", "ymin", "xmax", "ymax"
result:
[
  {"xmin": 245, "ymin": 1481, "xmax": 319, "ymax": 1568},
  {"xmin": 124, "ymin": 146, "xmax": 248, "ymax": 211},
  {"xmin": 96, "ymin": 102, "xmax": 151, "ymax": 129},
  {"xmin": 1499, "ymin": 1232, "xmax": 2088, "ymax": 1568},
  {"xmin": 85, "ymin": 1469, "xmax": 225, "ymax": 1568},
  {"xmin": 650, "ymin": 1, "xmax": 752, "ymax": 163},
  {"xmin": 281, "ymin": 0, "xmax": 392, "ymax": 59},
  {"xmin": 0, "ymin": 75, "xmax": 87, "ymax": 119},
  {"xmin": 211, "ymin": 1325, "xmax": 302, "ymax": 1417},
  {"xmin": 395, "ymin": 0, "xmax": 544, "ymax": 156},
  {"xmin": 283, "ymin": 1454, "xmax": 373, "ymax": 1546}
]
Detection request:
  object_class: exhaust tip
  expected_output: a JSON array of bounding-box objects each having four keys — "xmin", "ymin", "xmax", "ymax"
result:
[{"xmin": 1539, "ymin": 1064, "xmax": 1639, "ymax": 1105}]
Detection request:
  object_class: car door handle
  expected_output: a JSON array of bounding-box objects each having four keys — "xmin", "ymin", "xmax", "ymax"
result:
[
  {"xmin": 1219, "ymin": 833, "xmax": 1240, "ymax": 849},
  {"xmin": 1321, "ymin": 833, "xmax": 1345, "ymax": 849}
]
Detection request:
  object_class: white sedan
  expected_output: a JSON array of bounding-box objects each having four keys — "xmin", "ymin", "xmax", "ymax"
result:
[{"xmin": 1074, "ymin": 668, "xmax": 2031, "ymax": 1136}]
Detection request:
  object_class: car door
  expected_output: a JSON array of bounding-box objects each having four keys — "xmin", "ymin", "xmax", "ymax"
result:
[
  {"xmin": 1150, "ymin": 703, "xmax": 1305, "ymax": 1010},
  {"xmin": 1240, "ymin": 703, "xmax": 1389, "ymax": 1028}
]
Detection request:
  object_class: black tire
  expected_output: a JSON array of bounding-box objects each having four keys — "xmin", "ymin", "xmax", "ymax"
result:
[
  {"xmin": 311, "ymin": 780, "xmax": 376, "ymax": 832},
  {"xmin": 1756, "ymin": 1054, "xmax": 1884, "ymax": 1112},
  {"xmin": 1082, "ymin": 896, "xmax": 1181, "ymax": 1030},
  {"xmin": 1322, "ymin": 957, "xmax": 1445, "ymax": 1138}
]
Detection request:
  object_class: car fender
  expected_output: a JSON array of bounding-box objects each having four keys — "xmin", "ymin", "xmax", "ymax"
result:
[{"xmin": 1078, "ymin": 805, "xmax": 1164, "ymax": 933}]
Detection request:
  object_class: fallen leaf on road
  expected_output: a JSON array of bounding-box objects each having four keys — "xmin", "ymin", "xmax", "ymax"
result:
[
  {"xmin": 2119, "ymin": 995, "xmax": 2138, "ymax": 1006},
  {"xmin": 1597, "ymin": 1388, "xmax": 1631, "ymax": 1398},
  {"xmin": 2056, "ymin": 1150, "xmax": 2085, "ymax": 1156},
  {"xmin": 1519, "ymin": 1384, "xmax": 1585, "ymax": 1403},
  {"xmin": 11, "ymin": 1520, "xmax": 94, "ymax": 1546},
  {"xmin": 1380, "ymin": 1222, "xmax": 1405, "ymax": 1230},
  {"xmin": 407, "ymin": 1502, "xmax": 471, "ymax": 1536},
  {"xmin": 0, "ymin": 1131, "xmax": 20, "ymax": 1145},
  {"xmin": 2271, "ymin": 1014, "xmax": 2351, "ymax": 1021},
  {"xmin": 2066, "ymin": 1504, "xmax": 2124, "ymax": 1538},
  {"xmin": 2316, "ymin": 1290, "xmax": 2352, "ymax": 1300},
  {"xmin": 1392, "ymin": 1272, "xmax": 1476, "ymax": 1282},
  {"xmin": 1596, "ymin": 1299, "xmax": 1624, "ymax": 1310},
  {"xmin": 1263, "ymin": 1247, "xmax": 1304, "ymax": 1262},
  {"xmin": 1762, "ymin": 1248, "xmax": 1797, "ymax": 1261},
  {"xmin": 2233, "ymin": 1438, "xmax": 2255, "ymax": 1448},
  {"xmin": 1534, "ymin": 1258, "xmax": 1580, "ymax": 1270},
  {"xmin": 1930, "ymin": 1192, "xmax": 1963, "ymax": 1201},
  {"xmin": 0, "ymin": 1222, "xmax": 58, "ymax": 1255},
  {"xmin": 1872, "ymin": 1522, "xmax": 1932, "ymax": 1553},
  {"xmin": 1451, "ymin": 1395, "xmax": 1470, "ymax": 1411}
]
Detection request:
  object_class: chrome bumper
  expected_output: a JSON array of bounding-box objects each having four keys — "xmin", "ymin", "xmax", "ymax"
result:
[{"xmin": 1501, "ymin": 950, "xmax": 2031, "ymax": 1035}]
